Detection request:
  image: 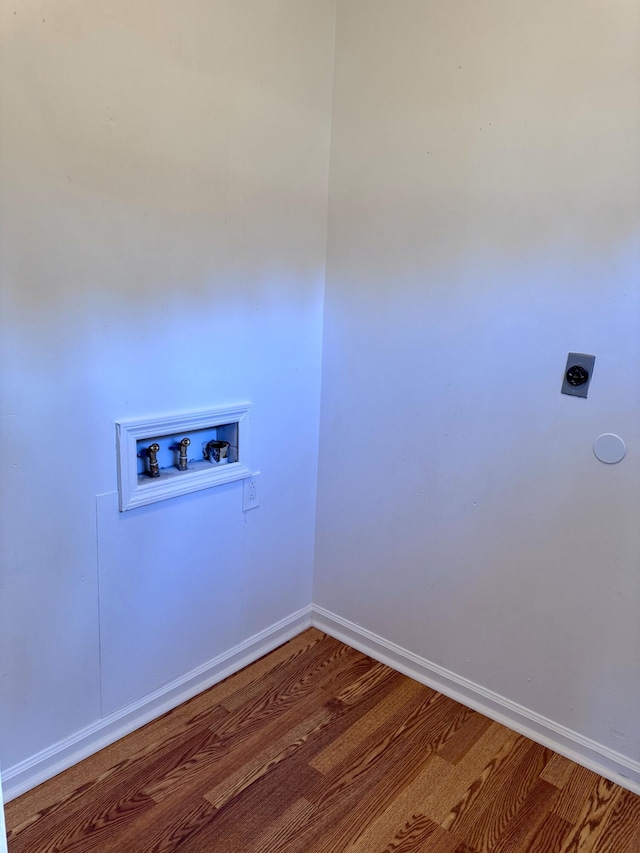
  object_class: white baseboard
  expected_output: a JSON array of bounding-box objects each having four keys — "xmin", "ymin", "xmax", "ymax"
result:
[
  {"xmin": 311, "ymin": 605, "xmax": 640, "ymax": 796},
  {"xmin": 6, "ymin": 603, "xmax": 639, "ymax": 804},
  {"xmin": 3, "ymin": 606, "xmax": 312, "ymax": 803}
]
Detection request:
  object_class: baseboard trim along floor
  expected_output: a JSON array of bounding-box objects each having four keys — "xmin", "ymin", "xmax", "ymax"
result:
[
  {"xmin": 2, "ymin": 606, "xmax": 313, "ymax": 802},
  {"xmin": 5, "ymin": 602, "xmax": 639, "ymax": 802},
  {"xmin": 311, "ymin": 605, "xmax": 640, "ymax": 797}
]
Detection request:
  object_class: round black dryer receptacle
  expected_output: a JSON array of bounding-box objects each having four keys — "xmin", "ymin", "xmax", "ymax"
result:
[{"xmin": 566, "ymin": 365, "xmax": 589, "ymax": 387}]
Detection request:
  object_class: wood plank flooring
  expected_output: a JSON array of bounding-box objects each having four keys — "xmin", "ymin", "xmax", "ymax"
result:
[{"xmin": 5, "ymin": 629, "xmax": 640, "ymax": 852}]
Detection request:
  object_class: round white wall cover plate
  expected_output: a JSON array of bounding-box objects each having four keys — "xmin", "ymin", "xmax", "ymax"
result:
[{"xmin": 593, "ymin": 433, "xmax": 626, "ymax": 464}]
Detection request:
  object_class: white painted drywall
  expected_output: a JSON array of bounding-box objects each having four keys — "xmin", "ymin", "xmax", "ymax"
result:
[
  {"xmin": 315, "ymin": 0, "xmax": 640, "ymax": 765},
  {"xmin": 2, "ymin": 0, "xmax": 640, "ymax": 803},
  {"xmin": 0, "ymin": 0, "xmax": 335, "ymax": 775},
  {"xmin": 0, "ymin": 768, "xmax": 6, "ymax": 853}
]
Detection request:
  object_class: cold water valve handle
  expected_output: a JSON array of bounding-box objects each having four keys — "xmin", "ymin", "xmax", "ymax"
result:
[
  {"xmin": 147, "ymin": 443, "xmax": 161, "ymax": 478},
  {"xmin": 177, "ymin": 437, "xmax": 190, "ymax": 471}
]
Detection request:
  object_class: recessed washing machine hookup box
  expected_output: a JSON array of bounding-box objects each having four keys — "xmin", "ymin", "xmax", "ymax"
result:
[{"xmin": 116, "ymin": 404, "xmax": 253, "ymax": 511}]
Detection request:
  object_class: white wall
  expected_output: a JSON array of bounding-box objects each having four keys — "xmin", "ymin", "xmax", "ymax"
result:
[
  {"xmin": 2, "ymin": 0, "xmax": 640, "ymax": 802},
  {"xmin": 0, "ymin": 0, "xmax": 335, "ymax": 777},
  {"xmin": 315, "ymin": 0, "xmax": 640, "ymax": 769},
  {"xmin": 0, "ymin": 769, "xmax": 6, "ymax": 853}
]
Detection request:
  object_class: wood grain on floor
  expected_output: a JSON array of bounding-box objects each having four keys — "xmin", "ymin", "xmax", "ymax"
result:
[{"xmin": 5, "ymin": 629, "xmax": 640, "ymax": 852}]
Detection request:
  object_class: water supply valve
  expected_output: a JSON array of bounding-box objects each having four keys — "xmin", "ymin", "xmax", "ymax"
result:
[
  {"xmin": 171, "ymin": 437, "xmax": 191, "ymax": 471},
  {"xmin": 145, "ymin": 443, "xmax": 161, "ymax": 478}
]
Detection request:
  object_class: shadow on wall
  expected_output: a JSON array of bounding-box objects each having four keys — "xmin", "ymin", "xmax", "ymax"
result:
[{"xmin": 0, "ymin": 0, "xmax": 332, "ymax": 315}]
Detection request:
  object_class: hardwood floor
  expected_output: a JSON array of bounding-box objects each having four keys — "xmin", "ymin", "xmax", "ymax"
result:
[{"xmin": 5, "ymin": 629, "xmax": 640, "ymax": 852}]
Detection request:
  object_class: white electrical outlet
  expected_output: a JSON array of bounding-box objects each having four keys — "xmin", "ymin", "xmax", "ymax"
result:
[{"xmin": 243, "ymin": 472, "xmax": 261, "ymax": 511}]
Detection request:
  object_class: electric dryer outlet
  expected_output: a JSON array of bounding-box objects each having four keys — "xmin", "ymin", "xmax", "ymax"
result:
[{"xmin": 561, "ymin": 353, "xmax": 596, "ymax": 398}]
